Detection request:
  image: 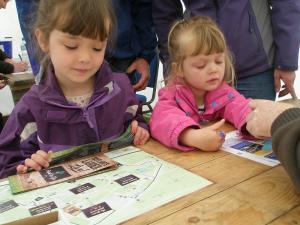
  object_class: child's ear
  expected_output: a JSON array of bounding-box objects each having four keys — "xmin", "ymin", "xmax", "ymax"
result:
[
  {"xmin": 172, "ymin": 62, "xmax": 183, "ymax": 78},
  {"xmin": 35, "ymin": 29, "xmax": 49, "ymax": 53}
]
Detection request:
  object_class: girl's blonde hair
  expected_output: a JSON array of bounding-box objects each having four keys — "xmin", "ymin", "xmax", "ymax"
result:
[
  {"xmin": 167, "ymin": 16, "xmax": 235, "ymax": 85},
  {"xmin": 34, "ymin": 0, "xmax": 116, "ymax": 69}
]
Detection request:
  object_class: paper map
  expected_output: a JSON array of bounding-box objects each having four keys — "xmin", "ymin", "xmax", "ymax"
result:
[
  {"xmin": 221, "ymin": 130, "xmax": 279, "ymax": 166},
  {"xmin": 0, "ymin": 146, "xmax": 212, "ymax": 225}
]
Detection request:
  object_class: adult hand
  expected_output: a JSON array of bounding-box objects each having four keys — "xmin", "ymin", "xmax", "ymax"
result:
[
  {"xmin": 126, "ymin": 58, "xmax": 150, "ymax": 91},
  {"xmin": 246, "ymin": 99, "xmax": 293, "ymax": 138},
  {"xmin": 16, "ymin": 150, "xmax": 52, "ymax": 173},
  {"xmin": 4, "ymin": 58, "xmax": 28, "ymax": 73},
  {"xmin": 274, "ymin": 69, "xmax": 297, "ymax": 99}
]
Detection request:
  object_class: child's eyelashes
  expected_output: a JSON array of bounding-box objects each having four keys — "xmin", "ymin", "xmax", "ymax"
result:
[
  {"xmin": 93, "ymin": 48, "xmax": 102, "ymax": 52},
  {"xmin": 64, "ymin": 45, "xmax": 77, "ymax": 50},
  {"xmin": 63, "ymin": 45, "xmax": 103, "ymax": 52}
]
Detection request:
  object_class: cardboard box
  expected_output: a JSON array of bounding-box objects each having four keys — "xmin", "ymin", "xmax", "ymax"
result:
[{"xmin": 4, "ymin": 211, "xmax": 58, "ymax": 225}]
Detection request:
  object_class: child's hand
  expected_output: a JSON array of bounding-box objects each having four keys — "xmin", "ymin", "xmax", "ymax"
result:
[
  {"xmin": 179, "ymin": 119, "xmax": 226, "ymax": 151},
  {"xmin": 131, "ymin": 120, "xmax": 150, "ymax": 145},
  {"xmin": 16, "ymin": 150, "xmax": 52, "ymax": 173}
]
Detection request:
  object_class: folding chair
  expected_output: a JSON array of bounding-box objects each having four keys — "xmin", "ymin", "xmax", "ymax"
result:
[{"xmin": 135, "ymin": 50, "xmax": 159, "ymax": 114}]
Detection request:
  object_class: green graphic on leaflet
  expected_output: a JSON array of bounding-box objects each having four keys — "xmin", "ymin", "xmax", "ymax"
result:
[{"xmin": 8, "ymin": 126, "xmax": 134, "ymax": 194}]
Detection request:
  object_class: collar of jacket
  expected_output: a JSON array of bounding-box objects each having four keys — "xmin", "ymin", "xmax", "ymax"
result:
[
  {"xmin": 174, "ymin": 81, "xmax": 236, "ymax": 115},
  {"xmin": 37, "ymin": 61, "xmax": 119, "ymax": 107}
]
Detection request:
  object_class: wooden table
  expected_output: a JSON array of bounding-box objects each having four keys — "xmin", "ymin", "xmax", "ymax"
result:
[
  {"xmin": 122, "ymin": 124, "xmax": 300, "ymax": 225},
  {"xmin": 3, "ymin": 72, "xmax": 35, "ymax": 104}
]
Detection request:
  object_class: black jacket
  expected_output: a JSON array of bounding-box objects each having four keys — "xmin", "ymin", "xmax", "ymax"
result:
[{"xmin": 0, "ymin": 49, "xmax": 14, "ymax": 74}]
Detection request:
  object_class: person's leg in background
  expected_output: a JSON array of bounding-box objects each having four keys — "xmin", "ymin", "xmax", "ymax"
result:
[
  {"xmin": 15, "ymin": 0, "xmax": 40, "ymax": 75},
  {"xmin": 236, "ymin": 68, "xmax": 276, "ymax": 100}
]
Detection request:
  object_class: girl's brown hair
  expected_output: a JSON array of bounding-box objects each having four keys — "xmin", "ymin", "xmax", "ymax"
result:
[
  {"xmin": 167, "ymin": 16, "xmax": 235, "ymax": 85},
  {"xmin": 34, "ymin": 0, "xmax": 116, "ymax": 69}
]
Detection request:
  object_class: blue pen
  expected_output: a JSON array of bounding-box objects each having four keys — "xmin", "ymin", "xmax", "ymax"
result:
[{"xmin": 18, "ymin": 54, "xmax": 23, "ymax": 61}]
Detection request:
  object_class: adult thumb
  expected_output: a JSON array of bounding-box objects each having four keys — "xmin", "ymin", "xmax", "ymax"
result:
[{"xmin": 126, "ymin": 62, "xmax": 136, "ymax": 73}]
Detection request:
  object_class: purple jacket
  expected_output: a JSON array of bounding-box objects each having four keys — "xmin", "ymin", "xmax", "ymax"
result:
[
  {"xmin": 150, "ymin": 82, "xmax": 252, "ymax": 151},
  {"xmin": 152, "ymin": 0, "xmax": 300, "ymax": 77},
  {"xmin": 0, "ymin": 61, "xmax": 147, "ymax": 178}
]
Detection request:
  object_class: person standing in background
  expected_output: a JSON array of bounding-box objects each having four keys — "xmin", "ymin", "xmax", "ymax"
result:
[
  {"xmin": 15, "ymin": 0, "xmax": 40, "ymax": 75},
  {"xmin": 106, "ymin": 0, "xmax": 157, "ymax": 91},
  {"xmin": 152, "ymin": 0, "xmax": 300, "ymax": 100}
]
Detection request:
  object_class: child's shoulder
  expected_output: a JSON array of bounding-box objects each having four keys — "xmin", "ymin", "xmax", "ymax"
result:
[
  {"xmin": 101, "ymin": 62, "xmax": 132, "ymax": 89},
  {"xmin": 12, "ymin": 84, "xmax": 41, "ymax": 111}
]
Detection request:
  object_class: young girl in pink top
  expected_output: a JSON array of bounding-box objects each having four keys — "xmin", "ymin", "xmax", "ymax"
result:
[{"xmin": 150, "ymin": 16, "xmax": 253, "ymax": 152}]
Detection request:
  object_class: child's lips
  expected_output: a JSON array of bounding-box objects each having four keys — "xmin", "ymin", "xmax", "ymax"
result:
[
  {"xmin": 206, "ymin": 78, "xmax": 219, "ymax": 84},
  {"xmin": 74, "ymin": 68, "xmax": 89, "ymax": 73}
]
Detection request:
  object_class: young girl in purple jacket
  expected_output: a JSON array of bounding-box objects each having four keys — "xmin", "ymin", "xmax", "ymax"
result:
[
  {"xmin": 0, "ymin": 0, "xmax": 149, "ymax": 178},
  {"xmin": 150, "ymin": 16, "xmax": 254, "ymax": 152}
]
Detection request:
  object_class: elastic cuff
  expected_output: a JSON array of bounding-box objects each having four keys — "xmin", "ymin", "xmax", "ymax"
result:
[
  {"xmin": 271, "ymin": 108, "xmax": 300, "ymax": 135},
  {"xmin": 275, "ymin": 65, "xmax": 298, "ymax": 71}
]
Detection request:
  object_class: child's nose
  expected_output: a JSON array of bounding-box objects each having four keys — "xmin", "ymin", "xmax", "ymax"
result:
[
  {"xmin": 208, "ymin": 63, "xmax": 218, "ymax": 73},
  {"xmin": 78, "ymin": 51, "xmax": 91, "ymax": 63}
]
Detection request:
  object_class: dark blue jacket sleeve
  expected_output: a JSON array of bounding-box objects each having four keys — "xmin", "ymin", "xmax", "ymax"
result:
[
  {"xmin": 131, "ymin": 0, "xmax": 157, "ymax": 63},
  {"xmin": 270, "ymin": 0, "xmax": 300, "ymax": 71},
  {"xmin": 0, "ymin": 49, "xmax": 14, "ymax": 74},
  {"xmin": 152, "ymin": 0, "xmax": 183, "ymax": 65}
]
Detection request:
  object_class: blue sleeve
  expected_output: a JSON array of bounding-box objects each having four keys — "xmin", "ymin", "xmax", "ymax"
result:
[
  {"xmin": 270, "ymin": 0, "xmax": 300, "ymax": 70},
  {"xmin": 131, "ymin": 0, "xmax": 157, "ymax": 63}
]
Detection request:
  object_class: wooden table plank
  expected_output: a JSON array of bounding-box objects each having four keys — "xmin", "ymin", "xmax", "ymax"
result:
[
  {"xmin": 123, "ymin": 146, "xmax": 271, "ymax": 225},
  {"xmin": 2, "ymin": 72, "xmax": 35, "ymax": 104},
  {"xmin": 269, "ymin": 205, "xmax": 300, "ymax": 225},
  {"xmin": 147, "ymin": 167, "xmax": 300, "ymax": 225}
]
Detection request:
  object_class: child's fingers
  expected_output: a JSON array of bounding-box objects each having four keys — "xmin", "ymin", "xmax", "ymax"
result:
[
  {"xmin": 48, "ymin": 151, "xmax": 53, "ymax": 162},
  {"xmin": 25, "ymin": 158, "xmax": 42, "ymax": 171},
  {"xmin": 139, "ymin": 130, "xmax": 150, "ymax": 145},
  {"xmin": 209, "ymin": 119, "xmax": 225, "ymax": 130},
  {"xmin": 31, "ymin": 153, "xmax": 50, "ymax": 168},
  {"xmin": 36, "ymin": 150, "xmax": 52, "ymax": 164},
  {"xmin": 131, "ymin": 120, "xmax": 138, "ymax": 135},
  {"xmin": 134, "ymin": 128, "xmax": 150, "ymax": 145},
  {"xmin": 133, "ymin": 129, "xmax": 142, "ymax": 145},
  {"xmin": 16, "ymin": 164, "xmax": 28, "ymax": 174}
]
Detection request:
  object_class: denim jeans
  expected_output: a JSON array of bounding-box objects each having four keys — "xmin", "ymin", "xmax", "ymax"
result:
[
  {"xmin": 15, "ymin": 0, "xmax": 40, "ymax": 75},
  {"xmin": 235, "ymin": 69, "xmax": 276, "ymax": 100}
]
